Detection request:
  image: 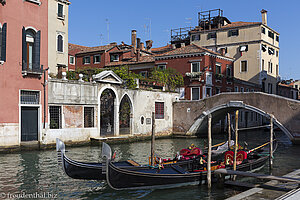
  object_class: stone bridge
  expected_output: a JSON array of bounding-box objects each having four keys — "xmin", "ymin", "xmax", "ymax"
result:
[{"xmin": 173, "ymin": 92, "xmax": 300, "ymax": 144}]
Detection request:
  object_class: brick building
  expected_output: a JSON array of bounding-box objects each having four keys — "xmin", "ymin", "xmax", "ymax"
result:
[{"xmin": 155, "ymin": 44, "xmax": 234, "ymax": 100}]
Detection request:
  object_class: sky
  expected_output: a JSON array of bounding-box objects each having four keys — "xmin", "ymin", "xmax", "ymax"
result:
[{"xmin": 68, "ymin": 0, "xmax": 300, "ymax": 80}]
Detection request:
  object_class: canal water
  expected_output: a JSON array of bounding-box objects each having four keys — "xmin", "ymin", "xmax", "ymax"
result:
[{"xmin": 0, "ymin": 130, "xmax": 300, "ymax": 200}]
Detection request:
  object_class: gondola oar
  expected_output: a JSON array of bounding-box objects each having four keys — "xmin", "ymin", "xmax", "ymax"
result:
[{"xmin": 247, "ymin": 139, "xmax": 276, "ymax": 154}]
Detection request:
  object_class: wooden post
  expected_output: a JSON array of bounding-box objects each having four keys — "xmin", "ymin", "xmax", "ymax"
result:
[
  {"xmin": 270, "ymin": 115, "xmax": 274, "ymax": 170},
  {"xmin": 207, "ymin": 114, "xmax": 212, "ymax": 189},
  {"xmin": 233, "ymin": 110, "xmax": 239, "ymax": 180},
  {"xmin": 151, "ymin": 112, "xmax": 155, "ymax": 166},
  {"xmin": 227, "ymin": 113, "xmax": 231, "ymax": 150}
]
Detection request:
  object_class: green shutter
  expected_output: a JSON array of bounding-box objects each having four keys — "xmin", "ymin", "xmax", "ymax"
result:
[
  {"xmin": 1, "ymin": 23, "xmax": 7, "ymax": 61},
  {"xmin": 33, "ymin": 30, "xmax": 41, "ymax": 70},
  {"xmin": 22, "ymin": 27, "xmax": 27, "ymax": 70}
]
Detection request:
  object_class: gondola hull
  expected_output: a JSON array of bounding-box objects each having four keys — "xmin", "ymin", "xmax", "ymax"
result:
[{"xmin": 106, "ymin": 156, "xmax": 269, "ymax": 190}]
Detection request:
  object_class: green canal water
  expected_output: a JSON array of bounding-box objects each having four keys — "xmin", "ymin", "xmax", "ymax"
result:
[{"xmin": 0, "ymin": 130, "xmax": 300, "ymax": 200}]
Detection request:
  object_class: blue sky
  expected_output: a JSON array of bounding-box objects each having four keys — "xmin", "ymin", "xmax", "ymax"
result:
[{"xmin": 69, "ymin": 0, "xmax": 300, "ymax": 80}]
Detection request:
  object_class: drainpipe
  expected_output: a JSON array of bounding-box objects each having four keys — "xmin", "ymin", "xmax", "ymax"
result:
[{"xmin": 42, "ymin": 66, "xmax": 49, "ymax": 129}]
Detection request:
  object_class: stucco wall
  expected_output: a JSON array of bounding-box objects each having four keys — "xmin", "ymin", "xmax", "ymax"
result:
[
  {"xmin": 48, "ymin": 0, "xmax": 69, "ymax": 74},
  {"xmin": 44, "ymin": 79, "xmax": 179, "ymax": 144}
]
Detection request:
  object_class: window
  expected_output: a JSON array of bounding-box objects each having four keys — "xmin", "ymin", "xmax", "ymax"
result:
[
  {"xmin": 234, "ymin": 86, "xmax": 239, "ymax": 92},
  {"xmin": 251, "ymin": 112, "xmax": 254, "ymax": 121},
  {"xmin": 69, "ymin": 56, "xmax": 75, "ymax": 65},
  {"xmin": 191, "ymin": 87, "xmax": 200, "ymax": 100},
  {"xmin": 268, "ymin": 83, "xmax": 273, "ymax": 94},
  {"xmin": 110, "ymin": 54, "xmax": 119, "ymax": 62},
  {"xmin": 191, "ymin": 34, "xmax": 200, "ymax": 41},
  {"xmin": 57, "ymin": 35, "xmax": 63, "ymax": 52},
  {"xmin": 83, "ymin": 56, "xmax": 90, "ymax": 64},
  {"xmin": 240, "ymin": 87, "xmax": 244, "ymax": 92},
  {"xmin": 276, "ymin": 35, "xmax": 279, "ymax": 42},
  {"xmin": 139, "ymin": 71, "xmax": 148, "ymax": 78},
  {"xmin": 20, "ymin": 90, "xmax": 39, "ymax": 104},
  {"xmin": 262, "ymin": 59, "xmax": 265, "ymax": 70},
  {"xmin": 268, "ymin": 47, "xmax": 274, "ymax": 55},
  {"xmin": 276, "ymin": 51, "xmax": 279, "ymax": 57},
  {"xmin": 93, "ymin": 55, "xmax": 100, "ymax": 63},
  {"xmin": 216, "ymin": 87, "xmax": 221, "ymax": 94},
  {"xmin": 251, "ymin": 89, "xmax": 254, "ymax": 92},
  {"xmin": 268, "ymin": 62, "xmax": 273, "ymax": 73},
  {"xmin": 84, "ymin": 107, "xmax": 94, "ymax": 128},
  {"xmin": 268, "ymin": 31, "xmax": 274, "ymax": 39},
  {"xmin": 0, "ymin": 23, "xmax": 7, "ymax": 62},
  {"xmin": 246, "ymin": 88, "xmax": 250, "ymax": 92},
  {"xmin": 228, "ymin": 29, "xmax": 239, "ymax": 37},
  {"xmin": 261, "ymin": 44, "xmax": 267, "ymax": 52},
  {"xmin": 276, "ymin": 64, "xmax": 279, "ymax": 77},
  {"xmin": 191, "ymin": 62, "xmax": 200, "ymax": 72},
  {"xmin": 155, "ymin": 102, "xmax": 164, "ymax": 119},
  {"xmin": 157, "ymin": 65, "xmax": 166, "ymax": 70},
  {"xmin": 226, "ymin": 65, "xmax": 232, "ymax": 77},
  {"xmin": 241, "ymin": 60, "xmax": 247, "ymax": 72},
  {"xmin": 239, "ymin": 45, "xmax": 248, "ymax": 52},
  {"xmin": 261, "ymin": 27, "xmax": 265, "ymax": 34},
  {"xmin": 49, "ymin": 106, "xmax": 62, "ymax": 129},
  {"xmin": 57, "ymin": 3, "xmax": 64, "ymax": 19},
  {"xmin": 22, "ymin": 27, "xmax": 41, "ymax": 72},
  {"xmin": 216, "ymin": 64, "xmax": 221, "ymax": 74},
  {"xmin": 207, "ymin": 32, "xmax": 216, "ymax": 39}
]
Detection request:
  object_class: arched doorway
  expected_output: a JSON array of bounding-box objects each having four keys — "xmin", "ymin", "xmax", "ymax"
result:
[
  {"xmin": 119, "ymin": 95, "xmax": 132, "ymax": 135},
  {"xmin": 100, "ymin": 89, "xmax": 116, "ymax": 136}
]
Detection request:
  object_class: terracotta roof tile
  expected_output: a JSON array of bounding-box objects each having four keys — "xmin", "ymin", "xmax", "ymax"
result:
[
  {"xmin": 105, "ymin": 55, "xmax": 154, "ymax": 67},
  {"xmin": 155, "ymin": 43, "xmax": 233, "ymax": 60}
]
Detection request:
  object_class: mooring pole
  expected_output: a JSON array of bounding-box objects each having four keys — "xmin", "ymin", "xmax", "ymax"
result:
[
  {"xmin": 207, "ymin": 114, "xmax": 212, "ymax": 189},
  {"xmin": 151, "ymin": 112, "xmax": 155, "ymax": 166},
  {"xmin": 227, "ymin": 113, "xmax": 231, "ymax": 150},
  {"xmin": 233, "ymin": 110, "xmax": 239, "ymax": 181},
  {"xmin": 270, "ymin": 114, "xmax": 274, "ymax": 170}
]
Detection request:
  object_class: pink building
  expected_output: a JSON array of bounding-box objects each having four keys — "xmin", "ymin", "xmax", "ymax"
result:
[{"xmin": 0, "ymin": 0, "xmax": 48, "ymax": 147}]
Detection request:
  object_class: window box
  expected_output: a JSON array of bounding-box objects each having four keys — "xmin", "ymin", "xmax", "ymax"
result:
[
  {"xmin": 215, "ymin": 73, "xmax": 224, "ymax": 80},
  {"xmin": 185, "ymin": 72, "xmax": 202, "ymax": 78}
]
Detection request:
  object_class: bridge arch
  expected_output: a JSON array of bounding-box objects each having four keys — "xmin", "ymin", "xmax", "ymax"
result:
[{"xmin": 187, "ymin": 101, "xmax": 294, "ymax": 140}]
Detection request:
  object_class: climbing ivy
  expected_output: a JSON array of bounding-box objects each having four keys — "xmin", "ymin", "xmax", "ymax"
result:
[{"xmin": 150, "ymin": 67, "xmax": 184, "ymax": 91}]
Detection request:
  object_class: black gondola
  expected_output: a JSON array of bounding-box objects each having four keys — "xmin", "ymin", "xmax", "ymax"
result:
[
  {"xmin": 103, "ymin": 141, "xmax": 277, "ymax": 190},
  {"xmin": 56, "ymin": 138, "xmax": 140, "ymax": 180}
]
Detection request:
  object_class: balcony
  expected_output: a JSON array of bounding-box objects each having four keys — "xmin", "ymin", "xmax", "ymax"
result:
[{"xmin": 22, "ymin": 63, "xmax": 43, "ymax": 78}]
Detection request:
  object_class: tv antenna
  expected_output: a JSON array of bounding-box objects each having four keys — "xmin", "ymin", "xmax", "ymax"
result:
[{"xmin": 145, "ymin": 18, "xmax": 151, "ymax": 40}]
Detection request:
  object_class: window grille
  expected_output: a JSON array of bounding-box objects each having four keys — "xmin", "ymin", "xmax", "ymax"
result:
[
  {"xmin": 155, "ymin": 102, "xmax": 164, "ymax": 119},
  {"xmin": 84, "ymin": 107, "xmax": 94, "ymax": 128},
  {"xmin": 49, "ymin": 106, "xmax": 61, "ymax": 129},
  {"xmin": 20, "ymin": 90, "xmax": 39, "ymax": 104}
]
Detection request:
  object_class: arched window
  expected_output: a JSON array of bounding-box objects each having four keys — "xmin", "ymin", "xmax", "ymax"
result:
[
  {"xmin": 22, "ymin": 27, "xmax": 40, "ymax": 71},
  {"xmin": 57, "ymin": 35, "xmax": 63, "ymax": 52}
]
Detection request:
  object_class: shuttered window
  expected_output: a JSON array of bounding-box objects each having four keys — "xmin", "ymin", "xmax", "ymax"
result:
[
  {"xmin": 22, "ymin": 27, "xmax": 41, "ymax": 72},
  {"xmin": 58, "ymin": 3, "xmax": 64, "ymax": 18},
  {"xmin": 57, "ymin": 35, "xmax": 63, "ymax": 52},
  {"xmin": 155, "ymin": 102, "xmax": 164, "ymax": 119}
]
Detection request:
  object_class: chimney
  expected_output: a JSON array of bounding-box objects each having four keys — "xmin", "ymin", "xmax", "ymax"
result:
[
  {"xmin": 146, "ymin": 40, "xmax": 153, "ymax": 51},
  {"xmin": 137, "ymin": 38, "xmax": 141, "ymax": 49},
  {"xmin": 172, "ymin": 44, "xmax": 176, "ymax": 49},
  {"xmin": 181, "ymin": 43, "xmax": 185, "ymax": 47},
  {"xmin": 110, "ymin": 42, "xmax": 117, "ymax": 45},
  {"xmin": 131, "ymin": 30, "xmax": 137, "ymax": 53},
  {"xmin": 136, "ymin": 49, "xmax": 140, "ymax": 62},
  {"xmin": 261, "ymin": 9, "xmax": 267, "ymax": 25},
  {"xmin": 140, "ymin": 42, "xmax": 145, "ymax": 50}
]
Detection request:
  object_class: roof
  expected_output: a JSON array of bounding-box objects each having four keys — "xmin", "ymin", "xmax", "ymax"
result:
[
  {"xmin": 105, "ymin": 55, "xmax": 155, "ymax": 67},
  {"xmin": 78, "ymin": 44, "xmax": 117, "ymax": 54},
  {"xmin": 151, "ymin": 44, "xmax": 173, "ymax": 54},
  {"xmin": 68, "ymin": 43, "xmax": 88, "ymax": 51},
  {"xmin": 155, "ymin": 43, "xmax": 233, "ymax": 60},
  {"xmin": 190, "ymin": 21, "xmax": 261, "ymax": 33}
]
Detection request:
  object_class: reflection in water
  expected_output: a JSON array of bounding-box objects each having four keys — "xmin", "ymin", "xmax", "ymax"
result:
[{"xmin": 0, "ymin": 130, "xmax": 299, "ymax": 199}]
